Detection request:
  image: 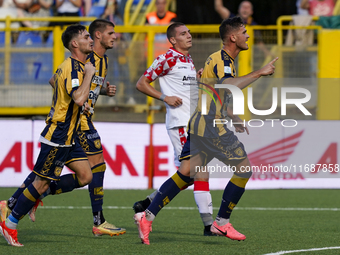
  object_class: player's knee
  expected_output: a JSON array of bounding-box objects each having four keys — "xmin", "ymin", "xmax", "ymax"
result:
[
  {"xmin": 78, "ymin": 171, "xmax": 93, "ymax": 187},
  {"xmin": 33, "ymin": 177, "xmax": 51, "ymax": 194},
  {"xmin": 178, "ymin": 159, "xmax": 191, "ymax": 176}
]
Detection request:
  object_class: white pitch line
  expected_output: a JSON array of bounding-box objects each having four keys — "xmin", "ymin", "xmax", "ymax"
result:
[
  {"xmin": 263, "ymin": 246, "xmax": 340, "ymax": 255},
  {"xmin": 38, "ymin": 206, "xmax": 340, "ymax": 211}
]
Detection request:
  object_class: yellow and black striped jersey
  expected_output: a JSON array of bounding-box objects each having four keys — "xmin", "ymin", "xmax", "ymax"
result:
[
  {"xmin": 41, "ymin": 57, "xmax": 85, "ymax": 145},
  {"xmin": 79, "ymin": 51, "xmax": 108, "ymax": 131},
  {"xmin": 188, "ymin": 49, "xmax": 236, "ymax": 138}
]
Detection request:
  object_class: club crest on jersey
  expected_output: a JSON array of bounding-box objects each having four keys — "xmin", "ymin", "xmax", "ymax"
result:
[
  {"xmin": 234, "ymin": 147, "xmax": 244, "ymax": 157},
  {"xmin": 94, "ymin": 139, "xmax": 101, "ymax": 149},
  {"xmin": 54, "ymin": 166, "xmax": 62, "ymax": 177}
]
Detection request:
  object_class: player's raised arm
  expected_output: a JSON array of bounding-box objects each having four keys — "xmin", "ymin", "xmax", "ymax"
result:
[
  {"xmin": 136, "ymin": 75, "xmax": 183, "ymax": 107},
  {"xmin": 223, "ymin": 57, "xmax": 278, "ymax": 90},
  {"xmin": 73, "ymin": 62, "xmax": 96, "ymax": 106}
]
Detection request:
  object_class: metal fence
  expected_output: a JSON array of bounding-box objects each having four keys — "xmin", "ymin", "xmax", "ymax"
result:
[{"xmin": 0, "ymin": 16, "xmax": 327, "ymax": 121}]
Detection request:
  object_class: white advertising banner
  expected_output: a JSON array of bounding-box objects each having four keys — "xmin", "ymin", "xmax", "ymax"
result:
[{"xmin": 0, "ymin": 120, "xmax": 339, "ymax": 189}]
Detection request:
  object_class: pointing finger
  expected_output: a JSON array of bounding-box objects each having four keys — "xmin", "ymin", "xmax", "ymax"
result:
[{"xmin": 270, "ymin": 57, "xmax": 279, "ymax": 64}]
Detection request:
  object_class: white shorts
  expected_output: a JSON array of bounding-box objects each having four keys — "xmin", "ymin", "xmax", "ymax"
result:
[{"xmin": 167, "ymin": 126, "xmax": 187, "ymax": 167}]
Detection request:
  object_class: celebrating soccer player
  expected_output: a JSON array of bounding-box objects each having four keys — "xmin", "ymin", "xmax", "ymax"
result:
[
  {"xmin": 134, "ymin": 17, "xmax": 278, "ymax": 245},
  {"xmin": 0, "ymin": 24, "xmax": 95, "ymax": 247}
]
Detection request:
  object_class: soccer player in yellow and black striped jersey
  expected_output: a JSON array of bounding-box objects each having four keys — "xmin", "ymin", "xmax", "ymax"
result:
[
  {"xmin": 0, "ymin": 20, "xmax": 125, "ymax": 238},
  {"xmin": 184, "ymin": 17, "xmax": 277, "ymax": 240},
  {"xmin": 0, "ymin": 24, "xmax": 96, "ymax": 246},
  {"xmin": 133, "ymin": 17, "xmax": 278, "ymax": 245},
  {"xmin": 76, "ymin": 19, "xmax": 126, "ymax": 236}
]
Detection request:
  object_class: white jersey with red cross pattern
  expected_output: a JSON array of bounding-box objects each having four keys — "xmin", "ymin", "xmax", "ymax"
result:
[{"xmin": 144, "ymin": 47, "xmax": 198, "ymax": 130}]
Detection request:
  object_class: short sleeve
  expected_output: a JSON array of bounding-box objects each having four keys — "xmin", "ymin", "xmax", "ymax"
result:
[
  {"xmin": 218, "ymin": 58, "xmax": 234, "ymax": 84},
  {"xmin": 66, "ymin": 67, "xmax": 81, "ymax": 97},
  {"xmin": 144, "ymin": 54, "xmax": 176, "ymax": 81}
]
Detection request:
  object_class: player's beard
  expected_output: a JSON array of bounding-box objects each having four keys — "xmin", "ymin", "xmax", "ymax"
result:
[
  {"xmin": 101, "ymin": 40, "xmax": 114, "ymax": 50},
  {"xmin": 237, "ymin": 41, "xmax": 248, "ymax": 51},
  {"xmin": 84, "ymin": 48, "xmax": 93, "ymax": 54}
]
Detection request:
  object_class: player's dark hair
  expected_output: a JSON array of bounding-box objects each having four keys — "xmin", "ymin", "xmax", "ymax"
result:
[
  {"xmin": 166, "ymin": 22, "xmax": 186, "ymax": 42},
  {"xmin": 219, "ymin": 16, "xmax": 244, "ymax": 42},
  {"xmin": 89, "ymin": 19, "xmax": 115, "ymax": 39},
  {"xmin": 62, "ymin": 24, "xmax": 87, "ymax": 50}
]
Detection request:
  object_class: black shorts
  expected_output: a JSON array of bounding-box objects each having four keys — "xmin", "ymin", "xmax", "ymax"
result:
[
  {"xmin": 33, "ymin": 141, "xmax": 87, "ymax": 181},
  {"xmin": 76, "ymin": 129, "xmax": 103, "ymax": 156},
  {"xmin": 179, "ymin": 132, "xmax": 247, "ymax": 165}
]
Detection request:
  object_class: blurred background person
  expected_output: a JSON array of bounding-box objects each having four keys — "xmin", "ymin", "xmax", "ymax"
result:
[
  {"xmin": 214, "ymin": 0, "xmax": 273, "ymax": 57},
  {"xmin": 146, "ymin": 0, "xmax": 177, "ymax": 58},
  {"xmin": 297, "ymin": 0, "xmax": 309, "ymax": 15},
  {"xmin": 214, "ymin": 0, "xmax": 256, "ymax": 25},
  {"xmin": 145, "ymin": 0, "xmax": 176, "ymax": 25},
  {"xmin": 51, "ymin": 0, "xmax": 82, "ymax": 27},
  {"xmin": 84, "ymin": 0, "xmax": 114, "ymax": 19},
  {"xmin": 300, "ymin": 0, "xmax": 337, "ymax": 16},
  {"xmin": 0, "ymin": 0, "xmax": 27, "ymax": 31},
  {"xmin": 13, "ymin": 0, "xmax": 53, "ymax": 28}
]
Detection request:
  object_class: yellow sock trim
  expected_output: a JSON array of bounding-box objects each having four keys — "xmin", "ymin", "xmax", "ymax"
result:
[
  {"xmin": 171, "ymin": 173, "xmax": 187, "ymax": 189},
  {"xmin": 72, "ymin": 174, "xmax": 83, "ymax": 187},
  {"xmin": 230, "ymin": 174, "xmax": 249, "ymax": 188},
  {"xmin": 23, "ymin": 188, "xmax": 36, "ymax": 202},
  {"xmin": 92, "ymin": 163, "xmax": 106, "ymax": 174}
]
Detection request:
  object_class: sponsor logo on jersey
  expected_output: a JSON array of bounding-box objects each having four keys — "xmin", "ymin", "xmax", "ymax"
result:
[
  {"xmin": 92, "ymin": 75, "xmax": 104, "ymax": 85},
  {"xmin": 87, "ymin": 132, "xmax": 100, "ymax": 140},
  {"xmin": 182, "ymin": 76, "xmax": 196, "ymax": 81}
]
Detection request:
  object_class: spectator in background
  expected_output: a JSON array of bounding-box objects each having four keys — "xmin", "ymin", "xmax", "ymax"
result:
[
  {"xmin": 146, "ymin": 0, "xmax": 177, "ymax": 58},
  {"xmin": 13, "ymin": 0, "xmax": 53, "ymax": 27},
  {"xmin": 0, "ymin": 0, "xmax": 27, "ymax": 30},
  {"xmin": 84, "ymin": 0, "xmax": 114, "ymax": 19},
  {"xmin": 300, "ymin": 0, "xmax": 337, "ymax": 16},
  {"xmin": 215, "ymin": 0, "xmax": 256, "ymax": 25},
  {"xmin": 146, "ymin": 0, "xmax": 176, "ymax": 25},
  {"xmin": 297, "ymin": 0, "xmax": 309, "ymax": 15},
  {"xmin": 52, "ymin": 0, "xmax": 82, "ymax": 26},
  {"xmin": 214, "ymin": 0, "xmax": 272, "ymax": 57}
]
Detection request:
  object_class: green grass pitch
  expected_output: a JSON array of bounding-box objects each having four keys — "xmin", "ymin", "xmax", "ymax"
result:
[{"xmin": 0, "ymin": 188, "xmax": 339, "ymax": 255}]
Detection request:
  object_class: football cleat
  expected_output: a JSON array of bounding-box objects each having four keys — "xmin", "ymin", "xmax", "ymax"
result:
[
  {"xmin": 132, "ymin": 198, "xmax": 151, "ymax": 213},
  {"xmin": 0, "ymin": 221, "xmax": 23, "ymax": 247},
  {"xmin": 0, "ymin": 200, "xmax": 11, "ymax": 222},
  {"xmin": 92, "ymin": 221, "xmax": 126, "ymax": 237},
  {"xmin": 28, "ymin": 199, "xmax": 43, "ymax": 222},
  {"xmin": 203, "ymin": 224, "xmax": 218, "ymax": 236},
  {"xmin": 210, "ymin": 221, "xmax": 246, "ymax": 241},
  {"xmin": 134, "ymin": 212, "xmax": 152, "ymax": 245}
]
